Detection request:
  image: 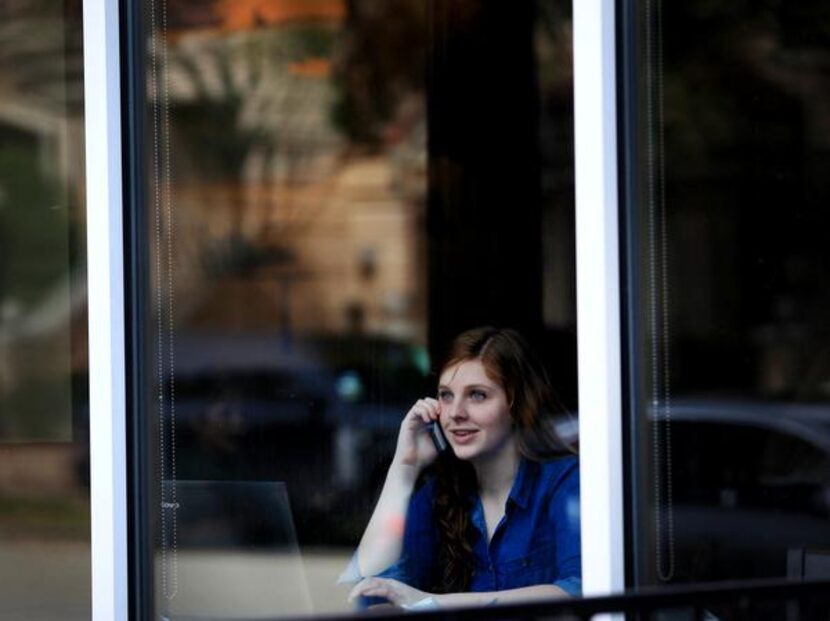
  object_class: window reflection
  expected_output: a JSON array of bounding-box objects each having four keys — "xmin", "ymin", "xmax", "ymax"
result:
[
  {"xmin": 0, "ymin": 1, "xmax": 89, "ymax": 618},
  {"xmin": 139, "ymin": 0, "xmax": 575, "ymax": 616},
  {"xmin": 626, "ymin": 0, "xmax": 830, "ymax": 589}
]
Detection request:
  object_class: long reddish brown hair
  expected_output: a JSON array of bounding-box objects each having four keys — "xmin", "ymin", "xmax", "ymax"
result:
[{"xmin": 429, "ymin": 326, "xmax": 574, "ymax": 593}]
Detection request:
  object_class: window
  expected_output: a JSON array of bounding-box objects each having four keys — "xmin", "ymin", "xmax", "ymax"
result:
[
  {"xmin": 126, "ymin": 1, "xmax": 579, "ymax": 617},
  {"xmin": 621, "ymin": 0, "xmax": 830, "ymax": 589},
  {"xmin": 0, "ymin": 1, "xmax": 89, "ymax": 617}
]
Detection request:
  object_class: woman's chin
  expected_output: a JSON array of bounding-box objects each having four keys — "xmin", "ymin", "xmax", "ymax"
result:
[{"xmin": 448, "ymin": 444, "xmax": 480, "ymax": 461}]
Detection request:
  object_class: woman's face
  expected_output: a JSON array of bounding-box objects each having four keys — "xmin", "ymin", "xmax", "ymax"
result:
[{"xmin": 437, "ymin": 358, "xmax": 514, "ymax": 463}]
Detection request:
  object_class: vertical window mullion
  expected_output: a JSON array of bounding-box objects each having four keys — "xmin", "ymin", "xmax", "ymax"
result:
[
  {"xmin": 82, "ymin": 0, "xmax": 128, "ymax": 618},
  {"xmin": 573, "ymin": 0, "xmax": 626, "ymax": 597}
]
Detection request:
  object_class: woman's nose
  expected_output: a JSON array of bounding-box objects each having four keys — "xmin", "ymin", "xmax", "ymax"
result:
[{"xmin": 448, "ymin": 401, "xmax": 468, "ymax": 420}]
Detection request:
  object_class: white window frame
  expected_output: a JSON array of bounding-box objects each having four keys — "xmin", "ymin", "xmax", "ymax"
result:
[
  {"xmin": 81, "ymin": 0, "xmax": 626, "ymax": 616},
  {"xmin": 83, "ymin": 0, "xmax": 128, "ymax": 619},
  {"xmin": 573, "ymin": 0, "xmax": 627, "ymax": 597}
]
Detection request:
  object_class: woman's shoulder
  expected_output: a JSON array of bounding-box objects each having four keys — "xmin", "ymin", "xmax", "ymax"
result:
[
  {"xmin": 409, "ymin": 471, "xmax": 439, "ymax": 506},
  {"xmin": 533, "ymin": 454, "xmax": 579, "ymax": 490},
  {"xmin": 528, "ymin": 456, "xmax": 580, "ymax": 523},
  {"xmin": 400, "ymin": 475, "xmax": 439, "ymax": 534}
]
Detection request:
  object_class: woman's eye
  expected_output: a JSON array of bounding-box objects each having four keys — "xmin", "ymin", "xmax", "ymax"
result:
[
  {"xmin": 470, "ymin": 390, "xmax": 487, "ymax": 401},
  {"xmin": 438, "ymin": 390, "xmax": 453, "ymax": 401}
]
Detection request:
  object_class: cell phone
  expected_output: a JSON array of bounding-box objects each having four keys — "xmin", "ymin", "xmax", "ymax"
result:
[{"xmin": 427, "ymin": 421, "xmax": 449, "ymax": 453}]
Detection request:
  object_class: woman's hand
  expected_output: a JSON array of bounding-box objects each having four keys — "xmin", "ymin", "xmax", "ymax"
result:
[
  {"xmin": 348, "ymin": 577, "xmax": 434, "ymax": 608},
  {"xmin": 393, "ymin": 398, "xmax": 442, "ymax": 472}
]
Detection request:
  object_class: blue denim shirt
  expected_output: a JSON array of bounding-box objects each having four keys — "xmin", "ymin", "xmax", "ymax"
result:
[{"xmin": 377, "ymin": 455, "xmax": 581, "ymax": 597}]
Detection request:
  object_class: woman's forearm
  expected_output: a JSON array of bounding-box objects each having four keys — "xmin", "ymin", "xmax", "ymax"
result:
[
  {"xmin": 434, "ymin": 584, "xmax": 570, "ymax": 608},
  {"xmin": 349, "ymin": 577, "xmax": 571, "ymax": 609},
  {"xmin": 354, "ymin": 397, "xmax": 440, "ymax": 578},
  {"xmin": 355, "ymin": 461, "xmax": 419, "ymax": 577}
]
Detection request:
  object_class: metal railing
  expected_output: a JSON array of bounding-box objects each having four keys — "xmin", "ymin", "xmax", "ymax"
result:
[{"xmin": 280, "ymin": 578, "xmax": 830, "ymax": 621}]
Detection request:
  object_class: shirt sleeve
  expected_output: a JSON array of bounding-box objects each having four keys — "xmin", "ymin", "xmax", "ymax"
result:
[
  {"xmin": 550, "ymin": 458, "xmax": 582, "ymax": 596},
  {"xmin": 375, "ymin": 479, "xmax": 437, "ymax": 588}
]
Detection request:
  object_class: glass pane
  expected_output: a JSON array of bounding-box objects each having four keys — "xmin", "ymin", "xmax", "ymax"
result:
[
  {"xmin": 133, "ymin": 0, "xmax": 577, "ymax": 617},
  {"xmin": 0, "ymin": 1, "xmax": 89, "ymax": 618},
  {"xmin": 158, "ymin": 481, "xmax": 310, "ymax": 618},
  {"xmin": 624, "ymin": 0, "xmax": 830, "ymax": 588}
]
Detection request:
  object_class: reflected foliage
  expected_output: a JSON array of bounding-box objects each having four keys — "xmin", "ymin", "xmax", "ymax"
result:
[
  {"xmin": 0, "ymin": 1, "xmax": 90, "ymax": 617},
  {"xmin": 331, "ymin": 0, "xmax": 428, "ymax": 144},
  {"xmin": 0, "ymin": 128, "xmax": 66, "ymax": 308},
  {"xmin": 654, "ymin": 0, "xmax": 830, "ymax": 399}
]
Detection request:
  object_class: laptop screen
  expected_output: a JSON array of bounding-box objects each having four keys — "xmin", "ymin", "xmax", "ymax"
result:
[{"xmin": 159, "ymin": 480, "xmax": 312, "ymax": 620}]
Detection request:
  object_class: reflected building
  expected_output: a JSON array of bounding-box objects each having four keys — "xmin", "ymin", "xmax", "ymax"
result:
[{"xmin": 153, "ymin": 0, "xmax": 428, "ymax": 343}]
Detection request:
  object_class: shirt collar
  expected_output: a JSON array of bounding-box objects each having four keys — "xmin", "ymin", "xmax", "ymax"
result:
[{"xmin": 508, "ymin": 457, "xmax": 537, "ymax": 510}]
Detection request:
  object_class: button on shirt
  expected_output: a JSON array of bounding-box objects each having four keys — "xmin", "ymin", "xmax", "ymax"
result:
[{"xmin": 378, "ymin": 455, "xmax": 581, "ymax": 596}]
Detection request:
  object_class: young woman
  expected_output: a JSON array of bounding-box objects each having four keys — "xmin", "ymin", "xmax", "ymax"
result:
[{"xmin": 346, "ymin": 327, "xmax": 581, "ymax": 609}]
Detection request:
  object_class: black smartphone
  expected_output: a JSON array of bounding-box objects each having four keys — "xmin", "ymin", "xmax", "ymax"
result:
[{"xmin": 427, "ymin": 421, "xmax": 449, "ymax": 453}]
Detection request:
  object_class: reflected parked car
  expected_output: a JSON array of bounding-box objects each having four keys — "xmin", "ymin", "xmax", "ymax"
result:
[
  {"xmin": 652, "ymin": 398, "xmax": 830, "ymax": 584},
  {"xmin": 165, "ymin": 331, "xmax": 430, "ymax": 545}
]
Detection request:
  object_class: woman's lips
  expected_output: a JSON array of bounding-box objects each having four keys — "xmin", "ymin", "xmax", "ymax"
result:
[{"xmin": 449, "ymin": 429, "xmax": 479, "ymax": 444}]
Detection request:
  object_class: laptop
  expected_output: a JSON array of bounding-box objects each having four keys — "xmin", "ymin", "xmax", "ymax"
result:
[{"xmin": 158, "ymin": 480, "xmax": 313, "ymax": 620}]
